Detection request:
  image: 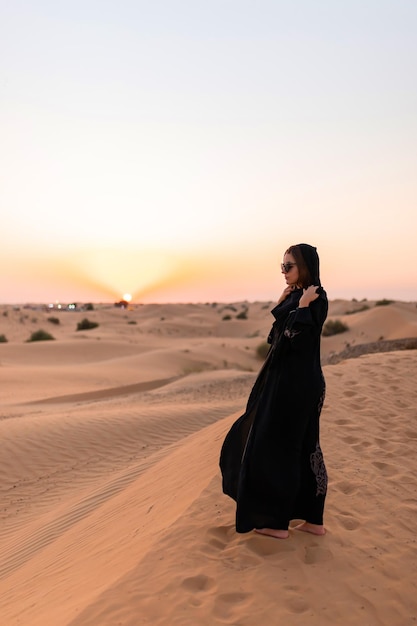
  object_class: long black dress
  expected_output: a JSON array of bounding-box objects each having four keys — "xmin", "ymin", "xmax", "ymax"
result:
[{"xmin": 220, "ymin": 263, "xmax": 328, "ymax": 532}]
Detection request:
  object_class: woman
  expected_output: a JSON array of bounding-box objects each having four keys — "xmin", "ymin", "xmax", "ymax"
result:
[{"xmin": 219, "ymin": 243, "xmax": 328, "ymax": 538}]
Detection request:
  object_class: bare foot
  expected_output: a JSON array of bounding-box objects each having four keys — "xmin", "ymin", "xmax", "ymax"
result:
[
  {"xmin": 293, "ymin": 522, "xmax": 326, "ymax": 536},
  {"xmin": 255, "ymin": 528, "xmax": 289, "ymax": 539}
]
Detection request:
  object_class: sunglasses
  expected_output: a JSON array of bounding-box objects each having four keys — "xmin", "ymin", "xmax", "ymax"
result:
[{"xmin": 281, "ymin": 262, "xmax": 297, "ymax": 273}]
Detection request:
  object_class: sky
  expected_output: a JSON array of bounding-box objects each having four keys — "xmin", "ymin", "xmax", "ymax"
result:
[{"xmin": 1, "ymin": 0, "xmax": 416, "ymax": 303}]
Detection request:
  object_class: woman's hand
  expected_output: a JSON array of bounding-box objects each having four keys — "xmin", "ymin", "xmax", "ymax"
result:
[
  {"xmin": 298, "ymin": 285, "xmax": 320, "ymax": 308},
  {"xmin": 277, "ymin": 285, "xmax": 294, "ymax": 304}
]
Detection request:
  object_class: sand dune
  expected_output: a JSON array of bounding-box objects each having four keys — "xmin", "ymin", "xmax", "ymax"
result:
[{"xmin": 1, "ymin": 300, "xmax": 417, "ymax": 625}]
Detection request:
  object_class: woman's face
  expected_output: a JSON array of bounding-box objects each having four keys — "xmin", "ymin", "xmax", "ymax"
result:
[{"xmin": 281, "ymin": 252, "xmax": 300, "ymax": 287}]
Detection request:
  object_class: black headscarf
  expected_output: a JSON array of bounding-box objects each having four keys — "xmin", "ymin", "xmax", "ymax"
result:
[{"xmin": 296, "ymin": 243, "xmax": 321, "ymax": 287}]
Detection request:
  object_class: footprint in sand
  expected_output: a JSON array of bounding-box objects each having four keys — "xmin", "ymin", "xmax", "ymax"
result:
[
  {"xmin": 200, "ymin": 528, "xmax": 262, "ymax": 570},
  {"xmin": 201, "ymin": 525, "xmax": 234, "ymax": 554},
  {"xmin": 342, "ymin": 435, "xmax": 361, "ymax": 444},
  {"xmin": 285, "ymin": 593, "xmax": 310, "ymax": 614},
  {"xmin": 213, "ymin": 591, "xmax": 253, "ymax": 622},
  {"xmin": 374, "ymin": 437, "xmax": 395, "ymax": 449},
  {"xmin": 303, "ymin": 545, "xmax": 334, "ymax": 565},
  {"xmin": 334, "ymin": 418, "xmax": 351, "ymax": 426},
  {"xmin": 372, "ymin": 461, "xmax": 398, "ymax": 476},
  {"xmin": 336, "ymin": 513, "xmax": 360, "ymax": 531},
  {"xmin": 181, "ymin": 573, "xmax": 216, "ymax": 593},
  {"xmin": 283, "ymin": 583, "xmax": 311, "ymax": 613},
  {"xmin": 334, "ymin": 480, "xmax": 358, "ymax": 495},
  {"xmin": 207, "ymin": 525, "xmax": 233, "ymax": 541},
  {"xmin": 352, "ymin": 440, "xmax": 372, "ymax": 452},
  {"xmin": 246, "ymin": 535, "xmax": 296, "ymax": 558},
  {"xmin": 205, "ymin": 537, "xmax": 226, "ymax": 551},
  {"xmin": 343, "ymin": 389, "xmax": 357, "ymax": 397},
  {"xmin": 348, "ymin": 402, "xmax": 367, "ymax": 411}
]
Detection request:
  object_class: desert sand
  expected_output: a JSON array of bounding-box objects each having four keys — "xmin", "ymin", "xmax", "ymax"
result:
[{"xmin": 1, "ymin": 299, "xmax": 417, "ymax": 625}]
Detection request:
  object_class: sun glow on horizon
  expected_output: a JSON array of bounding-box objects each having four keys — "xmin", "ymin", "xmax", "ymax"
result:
[
  {"xmin": 1, "ymin": 2, "xmax": 417, "ymax": 304},
  {"xmin": 1, "ymin": 239, "xmax": 417, "ymax": 305}
]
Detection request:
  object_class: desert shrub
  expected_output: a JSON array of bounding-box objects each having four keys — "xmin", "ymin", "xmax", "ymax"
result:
[
  {"xmin": 375, "ymin": 299, "xmax": 394, "ymax": 306},
  {"xmin": 115, "ymin": 300, "xmax": 129, "ymax": 308},
  {"xmin": 127, "ymin": 320, "xmax": 137, "ymax": 325},
  {"xmin": 27, "ymin": 329, "xmax": 55, "ymax": 342},
  {"xmin": 47, "ymin": 316, "xmax": 60, "ymax": 325},
  {"xmin": 222, "ymin": 315, "xmax": 232, "ymax": 321},
  {"xmin": 2, "ymin": 311, "xmax": 8, "ymax": 317},
  {"xmin": 0, "ymin": 334, "xmax": 8, "ymax": 343},
  {"xmin": 85, "ymin": 303, "xmax": 95, "ymax": 311},
  {"xmin": 256, "ymin": 341, "xmax": 270, "ymax": 360},
  {"xmin": 236, "ymin": 309, "xmax": 248, "ymax": 320},
  {"xmin": 322, "ymin": 319, "xmax": 349, "ymax": 336},
  {"xmin": 76, "ymin": 318, "xmax": 99, "ymax": 331}
]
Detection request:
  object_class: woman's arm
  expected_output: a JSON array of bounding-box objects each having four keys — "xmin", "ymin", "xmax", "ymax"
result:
[{"xmin": 283, "ymin": 292, "xmax": 328, "ymax": 351}]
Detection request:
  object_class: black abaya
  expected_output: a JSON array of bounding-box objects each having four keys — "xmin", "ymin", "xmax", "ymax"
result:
[{"xmin": 219, "ymin": 246, "xmax": 328, "ymax": 532}]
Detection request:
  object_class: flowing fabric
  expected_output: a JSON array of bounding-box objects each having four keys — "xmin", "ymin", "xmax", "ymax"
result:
[{"xmin": 219, "ymin": 244, "xmax": 328, "ymax": 532}]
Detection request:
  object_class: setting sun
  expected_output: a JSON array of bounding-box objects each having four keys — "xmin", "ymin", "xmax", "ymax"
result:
[{"xmin": 123, "ymin": 293, "xmax": 132, "ymax": 302}]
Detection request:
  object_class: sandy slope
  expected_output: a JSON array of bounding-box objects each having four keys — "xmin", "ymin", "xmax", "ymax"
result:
[{"xmin": 1, "ymin": 300, "xmax": 417, "ymax": 625}]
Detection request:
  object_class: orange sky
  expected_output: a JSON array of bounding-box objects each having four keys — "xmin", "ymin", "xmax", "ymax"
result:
[
  {"xmin": 1, "ymin": 235, "xmax": 415, "ymax": 304},
  {"xmin": 1, "ymin": 1, "xmax": 416, "ymax": 304}
]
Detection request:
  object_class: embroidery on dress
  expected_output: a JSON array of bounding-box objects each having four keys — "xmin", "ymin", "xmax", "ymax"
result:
[
  {"xmin": 284, "ymin": 328, "xmax": 301, "ymax": 339},
  {"xmin": 310, "ymin": 442, "xmax": 328, "ymax": 496}
]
